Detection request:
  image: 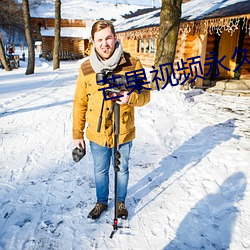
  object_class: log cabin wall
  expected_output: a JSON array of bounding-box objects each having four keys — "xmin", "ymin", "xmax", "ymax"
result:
[
  {"xmin": 32, "ymin": 17, "xmax": 87, "ymax": 59},
  {"xmin": 203, "ymin": 21, "xmax": 250, "ymax": 81},
  {"xmin": 175, "ymin": 34, "xmax": 199, "ymax": 76},
  {"xmin": 41, "ymin": 37, "xmax": 53, "ymax": 58},
  {"xmin": 118, "ymin": 37, "xmax": 156, "ymax": 68},
  {"xmin": 117, "ymin": 27, "xmax": 158, "ymax": 68},
  {"xmin": 72, "ymin": 38, "xmax": 88, "ymax": 56},
  {"xmin": 41, "ymin": 36, "xmax": 87, "ymax": 58},
  {"xmin": 176, "ymin": 17, "xmax": 250, "ymax": 83},
  {"xmin": 174, "ymin": 33, "xmax": 186, "ymax": 74},
  {"xmin": 117, "ymin": 26, "xmax": 202, "ymax": 75},
  {"xmin": 33, "ymin": 13, "xmax": 250, "ymax": 84},
  {"xmin": 117, "ymin": 15, "xmax": 250, "ymax": 86},
  {"xmin": 118, "ymin": 27, "xmax": 198, "ymax": 76},
  {"xmin": 204, "ymin": 33, "xmax": 216, "ymax": 79},
  {"xmin": 240, "ymin": 33, "xmax": 250, "ymax": 79},
  {"xmin": 32, "ymin": 18, "xmax": 86, "ymax": 30}
]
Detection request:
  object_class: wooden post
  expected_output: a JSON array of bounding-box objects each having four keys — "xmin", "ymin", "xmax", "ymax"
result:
[
  {"xmin": 149, "ymin": 38, "xmax": 152, "ymax": 53},
  {"xmin": 196, "ymin": 32, "xmax": 208, "ymax": 88},
  {"xmin": 139, "ymin": 39, "xmax": 142, "ymax": 53},
  {"xmin": 144, "ymin": 38, "xmax": 146, "ymax": 54}
]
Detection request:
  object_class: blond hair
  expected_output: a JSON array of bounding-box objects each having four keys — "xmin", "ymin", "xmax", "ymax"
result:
[{"xmin": 91, "ymin": 20, "xmax": 116, "ymax": 40}]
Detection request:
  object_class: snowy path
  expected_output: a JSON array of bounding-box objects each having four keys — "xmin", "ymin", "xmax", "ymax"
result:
[{"xmin": 0, "ymin": 59, "xmax": 250, "ymax": 249}]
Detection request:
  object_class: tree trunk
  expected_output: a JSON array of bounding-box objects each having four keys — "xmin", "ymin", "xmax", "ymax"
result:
[
  {"xmin": 22, "ymin": 0, "xmax": 35, "ymax": 75},
  {"xmin": 0, "ymin": 37, "xmax": 11, "ymax": 71},
  {"xmin": 152, "ymin": 0, "xmax": 182, "ymax": 90},
  {"xmin": 53, "ymin": 0, "xmax": 61, "ymax": 70}
]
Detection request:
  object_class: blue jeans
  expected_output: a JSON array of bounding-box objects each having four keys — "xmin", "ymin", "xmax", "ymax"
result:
[{"xmin": 90, "ymin": 141, "xmax": 132, "ymax": 205}]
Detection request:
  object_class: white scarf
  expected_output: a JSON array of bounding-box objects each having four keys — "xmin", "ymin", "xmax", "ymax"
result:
[{"xmin": 90, "ymin": 41, "xmax": 123, "ymax": 73}]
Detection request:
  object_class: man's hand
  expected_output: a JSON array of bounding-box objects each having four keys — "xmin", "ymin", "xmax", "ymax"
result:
[
  {"xmin": 74, "ymin": 139, "xmax": 85, "ymax": 149},
  {"xmin": 72, "ymin": 139, "xmax": 86, "ymax": 162},
  {"xmin": 116, "ymin": 91, "xmax": 130, "ymax": 105}
]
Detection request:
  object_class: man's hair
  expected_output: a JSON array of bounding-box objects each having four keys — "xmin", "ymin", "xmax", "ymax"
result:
[{"xmin": 91, "ymin": 20, "xmax": 116, "ymax": 40}]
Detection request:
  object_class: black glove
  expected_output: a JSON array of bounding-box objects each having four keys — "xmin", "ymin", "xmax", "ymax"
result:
[{"xmin": 72, "ymin": 146, "xmax": 86, "ymax": 162}]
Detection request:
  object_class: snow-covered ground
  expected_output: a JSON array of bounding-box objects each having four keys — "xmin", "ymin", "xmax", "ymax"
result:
[{"xmin": 0, "ymin": 50, "xmax": 250, "ymax": 250}]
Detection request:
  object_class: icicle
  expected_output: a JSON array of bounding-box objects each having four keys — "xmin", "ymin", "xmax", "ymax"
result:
[
  {"xmin": 203, "ymin": 20, "xmax": 208, "ymax": 37},
  {"xmin": 246, "ymin": 17, "xmax": 249, "ymax": 34},
  {"xmin": 215, "ymin": 26, "xmax": 222, "ymax": 36}
]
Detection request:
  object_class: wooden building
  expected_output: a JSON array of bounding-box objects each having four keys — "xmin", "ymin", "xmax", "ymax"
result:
[
  {"xmin": 30, "ymin": 1, "xmax": 153, "ymax": 61},
  {"xmin": 31, "ymin": 18, "xmax": 92, "ymax": 60},
  {"xmin": 115, "ymin": 0, "xmax": 250, "ymax": 88}
]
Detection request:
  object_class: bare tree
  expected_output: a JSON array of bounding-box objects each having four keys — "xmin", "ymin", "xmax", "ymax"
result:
[
  {"xmin": 29, "ymin": 0, "xmax": 47, "ymax": 8},
  {"xmin": 22, "ymin": 0, "xmax": 35, "ymax": 75},
  {"xmin": 0, "ymin": 0, "xmax": 23, "ymax": 71},
  {"xmin": 0, "ymin": 0, "xmax": 24, "ymax": 36},
  {"xmin": 53, "ymin": 0, "xmax": 61, "ymax": 70},
  {"xmin": 153, "ymin": 0, "xmax": 182, "ymax": 89},
  {"xmin": 0, "ymin": 37, "xmax": 11, "ymax": 71}
]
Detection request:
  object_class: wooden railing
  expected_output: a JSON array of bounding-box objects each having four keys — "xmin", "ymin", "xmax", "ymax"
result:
[{"xmin": 46, "ymin": 51, "xmax": 83, "ymax": 61}]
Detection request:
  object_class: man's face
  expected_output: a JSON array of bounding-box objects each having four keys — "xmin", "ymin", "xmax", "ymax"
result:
[{"xmin": 93, "ymin": 27, "xmax": 117, "ymax": 60}]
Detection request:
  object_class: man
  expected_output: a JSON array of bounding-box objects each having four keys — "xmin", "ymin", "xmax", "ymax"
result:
[{"xmin": 72, "ymin": 20, "xmax": 150, "ymax": 220}]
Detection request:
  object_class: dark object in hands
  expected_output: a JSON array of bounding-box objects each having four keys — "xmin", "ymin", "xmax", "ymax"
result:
[
  {"xmin": 96, "ymin": 69, "xmax": 144, "ymax": 94},
  {"xmin": 72, "ymin": 146, "xmax": 86, "ymax": 162}
]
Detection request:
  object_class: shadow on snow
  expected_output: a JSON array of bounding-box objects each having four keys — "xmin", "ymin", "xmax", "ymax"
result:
[
  {"xmin": 0, "ymin": 100, "xmax": 73, "ymax": 117},
  {"xmin": 164, "ymin": 172, "xmax": 247, "ymax": 249},
  {"xmin": 128, "ymin": 118, "xmax": 239, "ymax": 213}
]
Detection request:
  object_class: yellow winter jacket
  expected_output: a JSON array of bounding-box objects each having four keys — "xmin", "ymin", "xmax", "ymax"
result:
[{"xmin": 72, "ymin": 52, "xmax": 150, "ymax": 148}]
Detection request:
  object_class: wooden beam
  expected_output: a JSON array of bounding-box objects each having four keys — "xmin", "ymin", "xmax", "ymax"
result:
[{"xmin": 196, "ymin": 32, "xmax": 208, "ymax": 87}]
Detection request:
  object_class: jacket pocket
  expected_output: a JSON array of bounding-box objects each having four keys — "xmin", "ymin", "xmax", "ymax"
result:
[{"xmin": 120, "ymin": 106, "xmax": 134, "ymax": 133}]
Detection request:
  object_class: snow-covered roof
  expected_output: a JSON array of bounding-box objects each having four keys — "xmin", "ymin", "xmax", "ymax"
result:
[
  {"xmin": 114, "ymin": 0, "xmax": 250, "ymax": 33},
  {"xmin": 182, "ymin": 0, "xmax": 250, "ymax": 21},
  {"xmin": 40, "ymin": 27, "xmax": 91, "ymax": 39},
  {"xmin": 115, "ymin": 8, "xmax": 160, "ymax": 32},
  {"xmin": 30, "ymin": 0, "xmax": 151, "ymax": 20}
]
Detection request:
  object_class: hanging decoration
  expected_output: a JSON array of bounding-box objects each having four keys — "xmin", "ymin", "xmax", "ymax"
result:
[
  {"xmin": 117, "ymin": 15, "xmax": 250, "ymax": 41},
  {"xmin": 179, "ymin": 15, "xmax": 250, "ymax": 37},
  {"xmin": 117, "ymin": 26, "xmax": 159, "ymax": 40}
]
